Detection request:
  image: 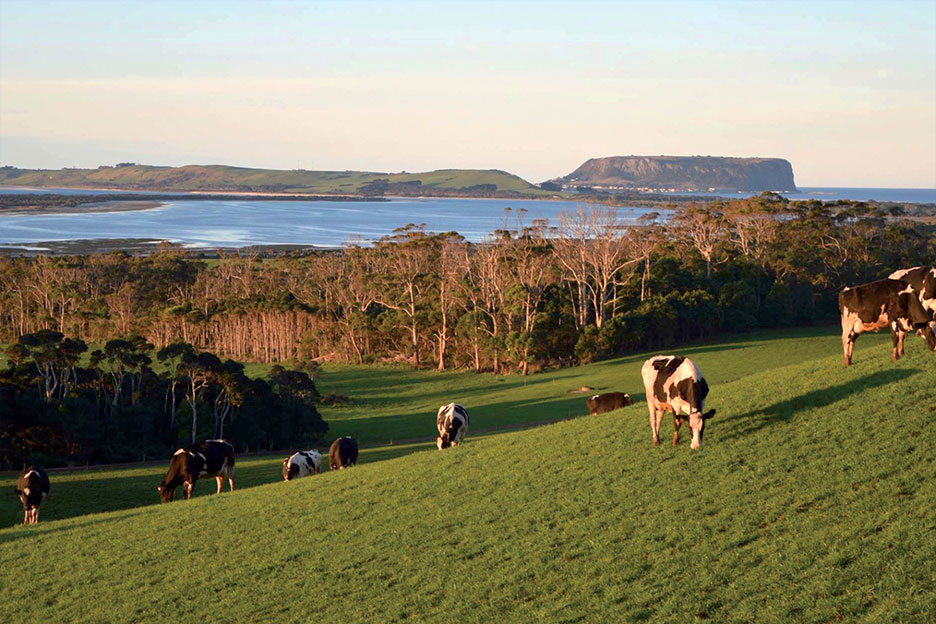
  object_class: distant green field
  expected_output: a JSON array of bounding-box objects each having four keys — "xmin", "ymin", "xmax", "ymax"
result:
[
  {"xmin": 2, "ymin": 327, "xmax": 934, "ymax": 623},
  {"xmin": 0, "ymin": 164, "xmax": 552, "ymax": 196}
]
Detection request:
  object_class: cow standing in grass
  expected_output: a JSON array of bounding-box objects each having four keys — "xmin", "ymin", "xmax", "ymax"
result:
[
  {"xmin": 586, "ymin": 392, "xmax": 633, "ymax": 416},
  {"xmin": 328, "ymin": 437, "xmax": 358, "ymax": 470},
  {"xmin": 283, "ymin": 450, "xmax": 322, "ymax": 481},
  {"xmin": 436, "ymin": 403, "xmax": 469, "ymax": 449},
  {"xmin": 839, "ymin": 278, "xmax": 936, "ymax": 366},
  {"xmin": 641, "ymin": 356, "xmax": 715, "ymax": 450},
  {"xmin": 157, "ymin": 439, "xmax": 236, "ymax": 503},
  {"xmin": 889, "ymin": 266, "xmax": 936, "ymax": 320},
  {"xmin": 14, "ymin": 467, "xmax": 50, "ymax": 524}
]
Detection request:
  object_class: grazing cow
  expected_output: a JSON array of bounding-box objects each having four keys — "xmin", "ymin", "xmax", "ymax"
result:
[
  {"xmin": 839, "ymin": 278, "xmax": 936, "ymax": 367},
  {"xmin": 157, "ymin": 439, "xmax": 235, "ymax": 503},
  {"xmin": 282, "ymin": 450, "xmax": 322, "ymax": 481},
  {"xmin": 435, "ymin": 403, "xmax": 469, "ymax": 450},
  {"xmin": 889, "ymin": 266, "xmax": 936, "ymax": 319},
  {"xmin": 586, "ymin": 392, "xmax": 633, "ymax": 415},
  {"xmin": 641, "ymin": 356, "xmax": 716, "ymax": 450},
  {"xmin": 328, "ymin": 437, "xmax": 358, "ymax": 470},
  {"xmin": 14, "ymin": 467, "xmax": 50, "ymax": 525}
]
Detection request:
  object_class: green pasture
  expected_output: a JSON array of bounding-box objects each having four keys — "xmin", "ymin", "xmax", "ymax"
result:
[{"xmin": 2, "ymin": 327, "xmax": 935, "ymax": 623}]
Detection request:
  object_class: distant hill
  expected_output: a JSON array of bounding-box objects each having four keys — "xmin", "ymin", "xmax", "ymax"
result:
[
  {"xmin": 552, "ymin": 155, "xmax": 797, "ymax": 192},
  {"xmin": 0, "ymin": 164, "xmax": 549, "ymax": 197}
]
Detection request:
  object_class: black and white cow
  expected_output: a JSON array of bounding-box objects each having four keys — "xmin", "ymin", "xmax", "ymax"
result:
[
  {"xmin": 839, "ymin": 278, "xmax": 936, "ymax": 367},
  {"xmin": 435, "ymin": 403, "xmax": 469, "ymax": 450},
  {"xmin": 641, "ymin": 356, "xmax": 715, "ymax": 450},
  {"xmin": 157, "ymin": 439, "xmax": 236, "ymax": 503},
  {"xmin": 889, "ymin": 266, "xmax": 936, "ymax": 320},
  {"xmin": 14, "ymin": 467, "xmax": 50, "ymax": 525},
  {"xmin": 282, "ymin": 450, "xmax": 322, "ymax": 481},
  {"xmin": 586, "ymin": 392, "xmax": 633, "ymax": 416},
  {"xmin": 328, "ymin": 437, "xmax": 358, "ymax": 470}
]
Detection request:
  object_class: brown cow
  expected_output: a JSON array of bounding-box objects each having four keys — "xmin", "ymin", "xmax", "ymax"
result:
[
  {"xmin": 586, "ymin": 392, "xmax": 633, "ymax": 415},
  {"xmin": 839, "ymin": 278, "xmax": 936, "ymax": 366}
]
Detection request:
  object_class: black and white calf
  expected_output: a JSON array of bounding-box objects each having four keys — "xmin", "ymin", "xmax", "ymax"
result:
[
  {"xmin": 839, "ymin": 278, "xmax": 936, "ymax": 366},
  {"xmin": 14, "ymin": 467, "xmax": 50, "ymax": 524},
  {"xmin": 283, "ymin": 450, "xmax": 322, "ymax": 481},
  {"xmin": 586, "ymin": 392, "xmax": 633, "ymax": 416},
  {"xmin": 436, "ymin": 403, "xmax": 469, "ymax": 449},
  {"xmin": 889, "ymin": 266, "xmax": 936, "ymax": 320},
  {"xmin": 328, "ymin": 437, "xmax": 358, "ymax": 470},
  {"xmin": 641, "ymin": 356, "xmax": 716, "ymax": 450},
  {"xmin": 157, "ymin": 439, "xmax": 236, "ymax": 503}
]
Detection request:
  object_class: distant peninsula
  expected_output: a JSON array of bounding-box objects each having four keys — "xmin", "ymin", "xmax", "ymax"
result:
[
  {"xmin": 550, "ymin": 155, "xmax": 798, "ymax": 193},
  {"xmin": 0, "ymin": 164, "xmax": 550, "ymax": 198}
]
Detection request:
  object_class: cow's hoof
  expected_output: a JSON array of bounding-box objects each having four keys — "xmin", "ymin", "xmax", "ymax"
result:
[{"xmin": 653, "ymin": 439, "xmax": 660, "ymax": 447}]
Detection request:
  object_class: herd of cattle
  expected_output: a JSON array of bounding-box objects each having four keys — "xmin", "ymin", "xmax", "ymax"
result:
[{"xmin": 11, "ymin": 266, "xmax": 936, "ymax": 524}]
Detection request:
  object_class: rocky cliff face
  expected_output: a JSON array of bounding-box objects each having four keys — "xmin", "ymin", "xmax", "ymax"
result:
[{"xmin": 555, "ymin": 156, "xmax": 797, "ymax": 192}]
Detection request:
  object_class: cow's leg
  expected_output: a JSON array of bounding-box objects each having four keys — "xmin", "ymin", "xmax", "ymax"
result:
[
  {"xmin": 184, "ymin": 480, "xmax": 194, "ymax": 499},
  {"xmin": 897, "ymin": 329, "xmax": 906, "ymax": 357},
  {"xmin": 842, "ymin": 329, "xmax": 855, "ymax": 367},
  {"xmin": 23, "ymin": 509, "xmax": 28, "ymax": 525},
  {"xmin": 651, "ymin": 408, "xmax": 664, "ymax": 447},
  {"xmin": 891, "ymin": 328, "xmax": 901, "ymax": 361},
  {"xmin": 672, "ymin": 417, "xmax": 683, "ymax": 447},
  {"xmin": 33, "ymin": 508, "xmax": 39, "ymax": 524},
  {"xmin": 216, "ymin": 475, "xmax": 223, "ymax": 494}
]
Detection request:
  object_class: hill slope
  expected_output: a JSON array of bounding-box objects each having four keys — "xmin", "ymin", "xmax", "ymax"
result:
[
  {"xmin": 1, "ymin": 329, "xmax": 934, "ymax": 623},
  {"xmin": 555, "ymin": 155, "xmax": 798, "ymax": 192},
  {"xmin": 0, "ymin": 164, "xmax": 547, "ymax": 197}
]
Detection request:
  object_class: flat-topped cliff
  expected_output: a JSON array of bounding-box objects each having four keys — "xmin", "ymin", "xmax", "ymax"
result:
[{"xmin": 554, "ymin": 155, "xmax": 797, "ymax": 192}]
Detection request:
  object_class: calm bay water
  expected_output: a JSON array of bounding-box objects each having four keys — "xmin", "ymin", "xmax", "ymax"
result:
[
  {"xmin": 0, "ymin": 197, "xmax": 657, "ymax": 248},
  {"xmin": 0, "ymin": 186, "xmax": 932, "ymax": 249}
]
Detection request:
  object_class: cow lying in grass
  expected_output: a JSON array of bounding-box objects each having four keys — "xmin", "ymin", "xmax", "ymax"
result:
[
  {"xmin": 14, "ymin": 467, "xmax": 50, "ymax": 524},
  {"xmin": 641, "ymin": 356, "xmax": 715, "ymax": 450},
  {"xmin": 586, "ymin": 392, "xmax": 633, "ymax": 415},
  {"xmin": 839, "ymin": 278, "xmax": 936, "ymax": 366},
  {"xmin": 157, "ymin": 439, "xmax": 236, "ymax": 503},
  {"xmin": 283, "ymin": 450, "xmax": 322, "ymax": 481},
  {"xmin": 329, "ymin": 437, "xmax": 358, "ymax": 470},
  {"xmin": 436, "ymin": 403, "xmax": 469, "ymax": 449}
]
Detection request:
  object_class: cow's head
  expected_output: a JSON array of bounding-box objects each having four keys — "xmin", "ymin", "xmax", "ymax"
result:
[
  {"xmin": 689, "ymin": 409, "xmax": 717, "ymax": 450},
  {"xmin": 157, "ymin": 480, "xmax": 178, "ymax": 503},
  {"xmin": 918, "ymin": 323, "xmax": 936, "ymax": 351},
  {"xmin": 622, "ymin": 393, "xmax": 634, "ymax": 407},
  {"xmin": 283, "ymin": 457, "xmax": 299, "ymax": 481},
  {"xmin": 436, "ymin": 435, "xmax": 450, "ymax": 450}
]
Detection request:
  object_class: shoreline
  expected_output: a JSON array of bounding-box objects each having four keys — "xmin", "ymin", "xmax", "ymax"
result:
[{"xmin": 0, "ymin": 199, "xmax": 166, "ymax": 216}]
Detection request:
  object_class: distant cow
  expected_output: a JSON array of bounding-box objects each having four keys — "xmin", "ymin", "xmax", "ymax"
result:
[
  {"xmin": 641, "ymin": 356, "xmax": 716, "ymax": 450},
  {"xmin": 839, "ymin": 278, "xmax": 936, "ymax": 366},
  {"xmin": 14, "ymin": 467, "xmax": 50, "ymax": 525},
  {"xmin": 889, "ymin": 266, "xmax": 936, "ymax": 319},
  {"xmin": 157, "ymin": 439, "xmax": 236, "ymax": 503},
  {"xmin": 436, "ymin": 403, "xmax": 469, "ymax": 450},
  {"xmin": 283, "ymin": 450, "xmax": 322, "ymax": 481},
  {"xmin": 328, "ymin": 437, "xmax": 358, "ymax": 470},
  {"xmin": 586, "ymin": 392, "xmax": 633, "ymax": 415}
]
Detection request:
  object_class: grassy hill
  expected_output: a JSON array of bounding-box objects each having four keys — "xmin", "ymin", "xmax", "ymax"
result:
[
  {"xmin": 1, "ymin": 327, "xmax": 934, "ymax": 623},
  {"xmin": 0, "ymin": 164, "xmax": 550, "ymax": 197}
]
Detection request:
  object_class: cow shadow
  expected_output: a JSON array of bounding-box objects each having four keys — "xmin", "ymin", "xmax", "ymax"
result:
[{"xmin": 715, "ymin": 368, "xmax": 919, "ymax": 443}]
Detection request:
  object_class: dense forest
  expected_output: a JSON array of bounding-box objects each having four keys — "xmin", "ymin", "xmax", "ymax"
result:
[{"xmin": 1, "ymin": 193, "xmax": 932, "ymax": 468}]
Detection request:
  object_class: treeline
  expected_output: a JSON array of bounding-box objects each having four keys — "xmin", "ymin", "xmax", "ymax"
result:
[
  {"xmin": 0, "ymin": 194, "xmax": 932, "ymax": 378},
  {"xmin": 0, "ymin": 330, "xmax": 328, "ymax": 469}
]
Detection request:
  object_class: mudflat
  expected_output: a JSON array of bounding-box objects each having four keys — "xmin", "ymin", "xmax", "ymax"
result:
[{"xmin": 0, "ymin": 199, "xmax": 164, "ymax": 215}]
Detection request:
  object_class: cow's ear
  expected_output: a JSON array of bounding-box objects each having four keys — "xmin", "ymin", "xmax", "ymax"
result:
[{"xmin": 703, "ymin": 409, "xmax": 716, "ymax": 420}]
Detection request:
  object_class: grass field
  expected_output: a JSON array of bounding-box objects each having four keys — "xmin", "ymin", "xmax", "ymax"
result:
[
  {"xmin": 1, "ymin": 327, "xmax": 935, "ymax": 623},
  {"xmin": 0, "ymin": 164, "xmax": 552, "ymax": 196}
]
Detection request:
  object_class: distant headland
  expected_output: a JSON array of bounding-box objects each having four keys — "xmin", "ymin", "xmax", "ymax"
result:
[{"xmin": 547, "ymin": 155, "xmax": 798, "ymax": 193}]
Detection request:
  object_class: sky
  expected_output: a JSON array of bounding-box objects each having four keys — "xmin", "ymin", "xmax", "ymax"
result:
[{"xmin": 0, "ymin": 0, "xmax": 934, "ymax": 187}]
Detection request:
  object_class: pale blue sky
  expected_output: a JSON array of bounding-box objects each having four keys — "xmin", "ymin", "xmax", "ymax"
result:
[{"xmin": 1, "ymin": 0, "xmax": 934, "ymax": 186}]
